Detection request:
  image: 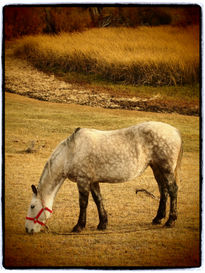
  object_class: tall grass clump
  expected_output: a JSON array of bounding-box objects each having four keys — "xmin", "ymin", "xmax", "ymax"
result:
[{"xmin": 14, "ymin": 26, "xmax": 199, "ymax": 86}]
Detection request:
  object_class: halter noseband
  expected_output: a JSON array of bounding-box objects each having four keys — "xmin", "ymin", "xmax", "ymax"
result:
[{"xmin": 26, "ymin": 207, "xmax": 52, "ymax": 226}]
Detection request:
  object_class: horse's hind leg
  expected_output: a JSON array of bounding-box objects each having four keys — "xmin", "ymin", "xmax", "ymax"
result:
[
  {"xmin": 164, "ymin": 173, "xmax": 178, "ymax": 227},
  {"xmin": 91, "ymin": 182, "xmax": 108, "ymax": 230},
  {"xmin": 151, "ymin": 164, "xmax": 178, "ymax": 227},
  {"xmin": 150, "ymin": 165, "xmax": 168, "ymax": 225}
]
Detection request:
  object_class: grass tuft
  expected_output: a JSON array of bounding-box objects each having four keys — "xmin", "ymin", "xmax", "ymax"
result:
[{"xmin": 14, "ymin": 26, "xmax": 199, "ymax": 87}]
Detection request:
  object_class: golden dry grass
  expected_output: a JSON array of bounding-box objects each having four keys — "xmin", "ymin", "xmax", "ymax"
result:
[
  {"xmin": 14, "ymin": 26, "xmax": 199, "ymax": 86},
  {"xmin": 4, "ymin": 92, "xmax": 200, "ymax": 268}
]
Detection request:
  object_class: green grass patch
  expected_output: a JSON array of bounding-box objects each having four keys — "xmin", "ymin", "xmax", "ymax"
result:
[
  {"xmin": 54, "ymin": 69, "xmax": 199, "ymax": 101},
  {"xmin": 5, "ymin": 92, "xmax": 199, "ymax": 155}
]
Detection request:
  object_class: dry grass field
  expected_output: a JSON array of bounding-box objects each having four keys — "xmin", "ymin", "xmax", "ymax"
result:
[
  {"xmin": 4, "ymin": 92, "xmax": 200, "ymax": 268},
  {"xmin": 14, "ymin": 26, "xmax": 199, "ymax": 86}
]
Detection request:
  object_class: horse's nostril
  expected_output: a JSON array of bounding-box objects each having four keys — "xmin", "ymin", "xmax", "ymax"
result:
[{"xmin": 26, "ymin": 227, "xmax": 34, "ymax": 234}]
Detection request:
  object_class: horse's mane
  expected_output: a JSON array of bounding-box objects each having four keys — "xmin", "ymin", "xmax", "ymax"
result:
[
  {"xmin": 68, "ymin": 127, "xmax": 81, "ymax": 143},
  {"xmin": 48, "ymin": 158, "xmax": 52, "ymax": 178},
  {"xmin": 38, "ymin": 127, "xmax": 81, "ymax": 191}
]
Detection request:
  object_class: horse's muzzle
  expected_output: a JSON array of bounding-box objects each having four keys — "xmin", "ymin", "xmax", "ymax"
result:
[{"xmin": 26, "ymin": 227, "xmax": 34, "ymax": 234}]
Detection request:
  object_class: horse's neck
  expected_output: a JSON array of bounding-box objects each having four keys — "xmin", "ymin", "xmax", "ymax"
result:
[
  {"xmin": 41, "ymin": 176, "xmax": 65, "ymax": 211},
  {"xmin": 38, "ymin": 142, "xmax": 67, "ymax": 209}
]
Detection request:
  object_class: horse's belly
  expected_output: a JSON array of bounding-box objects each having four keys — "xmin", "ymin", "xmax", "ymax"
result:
[
  {"xmin": 69, "ymin": 136, "xmax": 148, "ymax": 183},
  {"xmin": 93, "ymin": 159, "xmax": 143, "ymax": 183}
]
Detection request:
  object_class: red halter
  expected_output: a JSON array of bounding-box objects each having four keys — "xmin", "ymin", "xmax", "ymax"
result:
[{"xmin": 26, "ymin": 207, "xmax": 52, "ymax": 226}]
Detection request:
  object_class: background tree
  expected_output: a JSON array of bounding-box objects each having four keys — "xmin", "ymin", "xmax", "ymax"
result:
[{"xmin": 4, "ymin": 6, "xmax": 200, "ymax": 40}]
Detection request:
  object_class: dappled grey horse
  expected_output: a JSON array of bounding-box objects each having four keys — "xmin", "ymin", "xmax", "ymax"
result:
[{"xmin": 25, "ymin": 121, "xmax": 183, "ymax": 234}]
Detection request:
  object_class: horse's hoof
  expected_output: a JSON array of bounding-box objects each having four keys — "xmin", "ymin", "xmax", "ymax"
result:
[
  {"xmin": 97, "ymin": 222, "xmax": 107, "ymax": 230},
  {"xmin": 72, "ymin": 224, "xmax": 84, "ymax": 233},
  {"xmin": 152, "ymin": 218, "xmax": 162, "ymax": 225},
  {"xmin": 164, "ymin": 220, "xmax": 175, "ymax": 228}
]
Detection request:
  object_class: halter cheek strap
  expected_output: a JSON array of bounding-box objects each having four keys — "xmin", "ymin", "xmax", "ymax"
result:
[{"xmin": 26, "ymin": 207, "xmax": 53, "ymax": 226}]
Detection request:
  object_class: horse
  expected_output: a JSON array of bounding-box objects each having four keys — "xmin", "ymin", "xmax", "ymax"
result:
[{"xmin": 25, "ymin": 121, "xmax": 183, "ymax": 234}]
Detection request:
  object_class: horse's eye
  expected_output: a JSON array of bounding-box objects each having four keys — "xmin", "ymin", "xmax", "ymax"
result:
[{"xmin": 31, "ymin": 205, "xmax": 35, "ymax": 209}]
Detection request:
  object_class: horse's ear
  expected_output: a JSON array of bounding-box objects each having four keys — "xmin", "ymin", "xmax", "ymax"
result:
[{"xmin": 31, "ymin": 185, "xmax": 38, "ymax": 195}]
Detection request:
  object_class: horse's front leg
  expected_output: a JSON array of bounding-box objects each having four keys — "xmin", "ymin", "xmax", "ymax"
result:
[
  {"xmin": 91, "ymin": 182, "xmax": 108, "ymax": 230},
  {"xmin": 72, "ymin": 181, "xmax": 90, "ymax": 232}
]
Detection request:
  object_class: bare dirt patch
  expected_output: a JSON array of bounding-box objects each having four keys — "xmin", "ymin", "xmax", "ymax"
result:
[{"xmin": 5, "ymin": 51, "xmax": 199, "ymax": 116}]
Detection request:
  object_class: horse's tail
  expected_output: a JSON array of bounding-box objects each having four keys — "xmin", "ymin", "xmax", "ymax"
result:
[{"xmin": 174, "ymin": 140, "xmax": 183, "ymax": 183}]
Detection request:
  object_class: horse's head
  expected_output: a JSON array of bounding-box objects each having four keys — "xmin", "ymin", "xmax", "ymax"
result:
[{"xmin": 25, "ymin": 185, "xmax": 52, "ymax": 234}]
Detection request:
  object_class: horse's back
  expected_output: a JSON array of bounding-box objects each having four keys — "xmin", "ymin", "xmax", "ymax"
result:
[
  {"xmin": 67, "ymin": 122, "xmax": 182, "ymax": 182},
  {"xmin": 137, "ymin": 121, "xmax": 181, "ymax": 144},
  {"xmin": 68, "ymin": 126, "xmax": 143, "ymax": 182}
]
